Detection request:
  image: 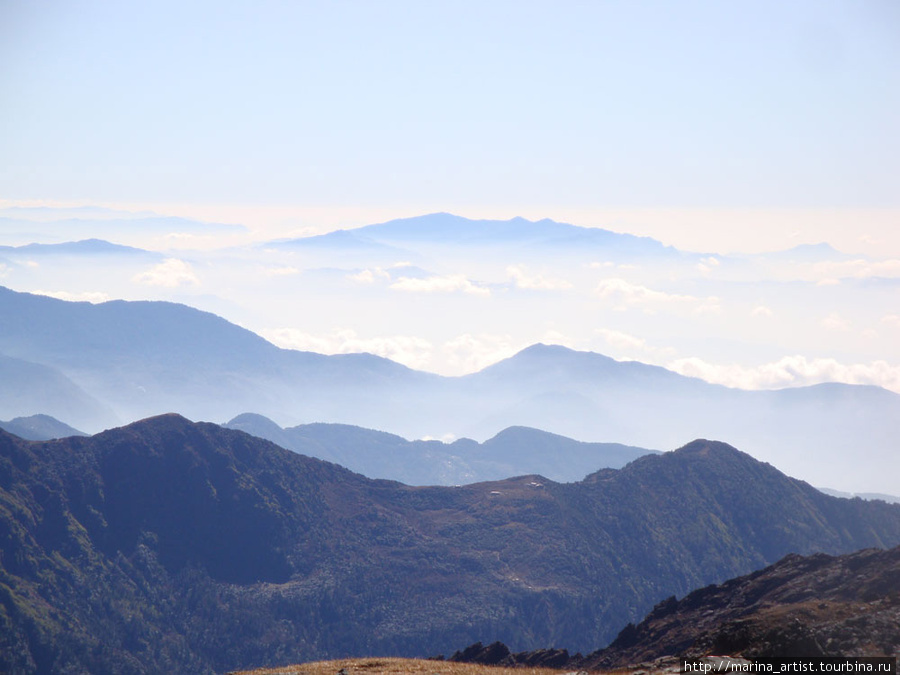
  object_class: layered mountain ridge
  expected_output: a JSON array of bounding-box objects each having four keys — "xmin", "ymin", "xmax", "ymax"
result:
[
  {"xmin": 2, "ymin": 285, "xmax": 899, "ymax": 492},
  {"xmin": 223, "ymin": 413, "xmax": 657, "ymax": 485}
]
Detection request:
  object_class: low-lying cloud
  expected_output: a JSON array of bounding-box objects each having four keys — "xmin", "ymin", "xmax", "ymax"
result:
[
  {"xmin": 506, "ymin": 265, "xmax": 572, "ymax": 290},
  {"xmin": 260, "ymin": 327, "xmax": 434, "ymax": 370},
  {"xmin": 593, "ymin": 328, "xmax": 677, "ymax": 360},
  {"xmin": 668, "ymin": 355, "xmax": 900, "ymax": 394},
  {"xmin": 442, "ymin": 333, "xmax": 521, "ymax": 374},
  {"xmin": 594, "ymin": 278, "xmax": 720, "ymax": 314},
  {"xmin": 132, "ymin": 258, "xmax": 199, "ymax": 287},
  {"xmin": 390, "ymin": 274, "xmax": 490, "ymax": 297},
  {"xmin": 33, "ymin": 290, "xmax": 112, "ymax": 304}
]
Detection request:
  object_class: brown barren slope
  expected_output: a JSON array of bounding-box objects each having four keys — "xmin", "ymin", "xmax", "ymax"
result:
[{"xmin": 229, "ymin": 657, "xmax": 573, "ymax": 674}]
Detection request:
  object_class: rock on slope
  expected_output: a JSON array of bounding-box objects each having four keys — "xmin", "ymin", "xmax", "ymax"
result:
[
  {"xmin": 452, "ymin": 546, "xmax": 900, "ymax": 669},
  {"xmin": 584, "ymin": 545, "xmax": 900, "ymax": 667}
]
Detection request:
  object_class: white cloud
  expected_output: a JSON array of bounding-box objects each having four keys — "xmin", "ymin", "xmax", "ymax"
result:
[
  {"xmin": 821, "ymin": 312, "xmax": 850, "ymax": 331},
  {"xmin": 697, "ymin": 256, "xmax": 720, "ymax": 275},
  {"xmin": 442, "ymin": 333, "xmax": 521, "ymax": 373},
  {"xmin": 262, "ymin": 265, "xmax": 300, "ymax": 277},
  {"xmin": 261, "ymin": 327, "xmax": 434, "ymax": 370},
  {"xmin": 390, "ymin": 274, "xmax": 490, "ymax": 297},
  {"xmin": 348, "ymin": 267, "xmax": 391, "ymax": 284},
  {"xmin": 506, "ymin": 265, "xmax": 572, "ymax": 290},
  {"xmin": 807, "ymin": 259, "xmax": 900, "ymax": 281},
  {"xmin": 0, "ymin": 263, "xmax": 9, "ymax": 279},
  {"xmin": 539, "ymin": 330, "xmax": 581, "ymax": 350},
  {"xmin": 880, "ymin": 314, "xmax": 900, "ymax": 328},
  {"xmin": 418, "ymin": 432, "xmax": 458, "ymax": 443},
  {"xmin": 594, "ymin": 278, "xmax": 720, "ymax": 314},
  {"xmin": 588, "ymin": 261, "xmax": 639, "ymax": 271},
  {"xmin": 667, "ymin": 355, "xmax": 900, "ymax": 394},
  {"xmin": 594, "ymin": 328, "xmax": 647, "ymax": 352},
  {"xmin": 592, "ymin": 328, "xmax": 677, "ymax": 359},
  {"xmin": 751, "ymin": 305, "xmax": 773, "ymax": 317},
  {"xmin": 32, "ymin": 290, "xmax": 111, "ymax": 303},
  {"xmin": 132, "ymin": 258, "xmax": 199, "ymax": 287}
]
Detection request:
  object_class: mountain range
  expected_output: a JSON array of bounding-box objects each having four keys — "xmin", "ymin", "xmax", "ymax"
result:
[
  {"xmin": 0, "ymin": 414, "xmax": 86, "ymax": 441},
  {"xmin": 2, "ymin": 415, "xmax": 900, "ymax": 674},
  {"xmin": 0, "ymin": 239, "xmax": 158, "ymax": 258},
  {"xmin": 1, "ymin": 285, "xmax": 898, "ymax": 492},
  {"xmin": 269, "ymin": 212, "xmax": 688, "ymax": 259},
  {"xmin": 223, "ymin": 413, "xmax": 656, "ymax": 485}
]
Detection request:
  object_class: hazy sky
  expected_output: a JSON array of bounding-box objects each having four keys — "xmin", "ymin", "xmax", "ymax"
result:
[
  {"xmin": 2, "ymin": 0, "xmax": 900, "ymax": 400},
  {"xmin": 2, "ymin": 0, "xmax": 899, "ymax": 253}
]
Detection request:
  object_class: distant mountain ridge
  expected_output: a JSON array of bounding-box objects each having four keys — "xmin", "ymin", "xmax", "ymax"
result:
[
  {"xmin": 0, "ymin": 414, "xmax": 86, "ymax": 440},
  {"xmin": 3, "ymin": 416, "xmax": 900, "ymax": 673},
  {"xmin": 1, "ymin": 285, "xmax": 898, "ymax": 492},
  {"xmin": 224, "ymin": 413, "xmax": 657, "ymax": 484},
  {"xmin": 270, "ymin": 212, "xmax": 688, "ymax": 258},
  {"xmin": 0, "ymin": 238, "xmax": 159, "ymax": 257},
  {"xmin": 0, "ymin": 353, "xmax": 114, "ymax": 429}
]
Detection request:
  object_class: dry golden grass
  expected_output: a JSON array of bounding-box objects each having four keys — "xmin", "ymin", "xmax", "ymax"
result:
[{"xmin": 229, "ymin": 656, "xmax": 587, "ymax": 674}]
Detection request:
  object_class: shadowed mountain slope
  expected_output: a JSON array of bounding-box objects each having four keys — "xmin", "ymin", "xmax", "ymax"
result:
[
  {"xmin": 2, "ymin": 417, "xmax": 900, "ymax": 673},
  {"xmin": 582, "ymin": 545, "xmax": 900, "ymax": 667},
  {"xmin": 449, "ymin": 546, "xmax": 900, "ymax": 669}
]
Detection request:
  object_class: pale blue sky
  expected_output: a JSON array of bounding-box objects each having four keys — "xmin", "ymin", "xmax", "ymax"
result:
[{"xmin": 2, "ymin": 0, "xmax": 899, "ymax": 218}]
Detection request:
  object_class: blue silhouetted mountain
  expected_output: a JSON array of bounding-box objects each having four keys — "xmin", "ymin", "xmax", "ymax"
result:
[
  {"xmin": 2, "ymin": 417, "xmax": 900, "ymax": 673},
  {"xmin": 0, "ymin": 285, "xmax": 436, "ymax": 433},
  {"xmin": 0, "ymin": 239, "xmax": 160, "ymax": 257},
  {"xmin": 0, "ymin": 353, "xmax": 116, "ymax": 429},
  {"xmin": 224, "ymin": 413, "xmax": 657, "ymax": 484},
  {"xmin": 269, "ymin": 212, "xmax": 688, "ymax": 258},
  {"xmin": 0, "ymin": 413, "xmax": 86, "ymax": 440}
]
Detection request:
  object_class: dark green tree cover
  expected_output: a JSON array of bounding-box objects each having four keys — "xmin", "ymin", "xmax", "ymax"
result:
[{"xmin": 2, "ymin": 415, "xmax": 900, "ymax": 674}]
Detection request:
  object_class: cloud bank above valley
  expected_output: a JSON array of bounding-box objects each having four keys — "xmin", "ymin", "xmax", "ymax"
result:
[
  {"xmin": 2, "ymin": 1, "xmax": 898, "ymax": 395},
  {"xmin": 2, "ymin": 207, "xmax": 898, "ymax": 397}
]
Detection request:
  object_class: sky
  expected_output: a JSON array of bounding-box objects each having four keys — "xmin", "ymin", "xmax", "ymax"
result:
[
  {"xmin": 2, "ymin": 1, "xmax": 899, "ymax": 243},
  {"xmin": 1, "ymin": 0, "xmax": 900, "ymax": 392}
]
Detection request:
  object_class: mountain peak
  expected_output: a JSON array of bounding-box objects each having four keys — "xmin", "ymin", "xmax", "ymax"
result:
[{"xmin": 672, "ymin": 438, "xmax": 742, "ymax": 457}]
